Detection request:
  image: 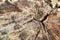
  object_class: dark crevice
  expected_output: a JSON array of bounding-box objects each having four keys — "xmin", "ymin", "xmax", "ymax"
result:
[
  {"xmin": 44, "ymin": 0, "xmax": 53, "ymax": 8},
  {"xmin": 34, "ymin": 13, "xmax": 49, "ymax": 22},
  {"xmin": 41, "ymin": 22, "xmax": 46, "ymax": 32},
  {"xmin": 40, "ymin": 14, "xmax": 49, "ymax": 22},
  {"xmin": 33, "ymin": 6, "xmax": 55, "ymax": 39},
  {"xmin": 34, "ymin": 13, "xmax": 50, "ymax": 40},
  {"xmin": 23, "ymin": 19, "xmax": 33, "ymax": 25},
  {"xmin": 41, "ymin": 22, "xmax": 50, "ymax": 40},
  {"xmin": 35, "ymin": 29, "xmax": 40, "ymax": 40},
  {"xmin": 2, "ymin": 17, "xmax": 33, "ymax": 27}
]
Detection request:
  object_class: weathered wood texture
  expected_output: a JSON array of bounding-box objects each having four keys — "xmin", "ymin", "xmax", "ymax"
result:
[{"xmin": 0, "ymin": 0, "xmax": 60, "ymax": 40}]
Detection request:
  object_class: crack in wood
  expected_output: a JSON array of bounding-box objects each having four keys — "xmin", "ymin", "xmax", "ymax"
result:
[{"xmin": 34, "ymin": 13, "xmax": 51, "ymax": 40}]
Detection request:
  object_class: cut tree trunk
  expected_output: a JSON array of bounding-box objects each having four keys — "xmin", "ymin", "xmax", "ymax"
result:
[{"xmin": 0, "ymin": 0, "xmax": 60, "ymax": 40}]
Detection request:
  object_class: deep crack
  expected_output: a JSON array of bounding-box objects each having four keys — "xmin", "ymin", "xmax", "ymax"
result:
[
  {"xmin": 34, "ymin": 13, "xmax": 50, "ymax": 40},
  {"xmin": 35, "ymin": 27, "xmax": 40, "ymax": 40},
  {"xmin": 41, "ymin": 14, "xmax": 49, "ymax": 22}
]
